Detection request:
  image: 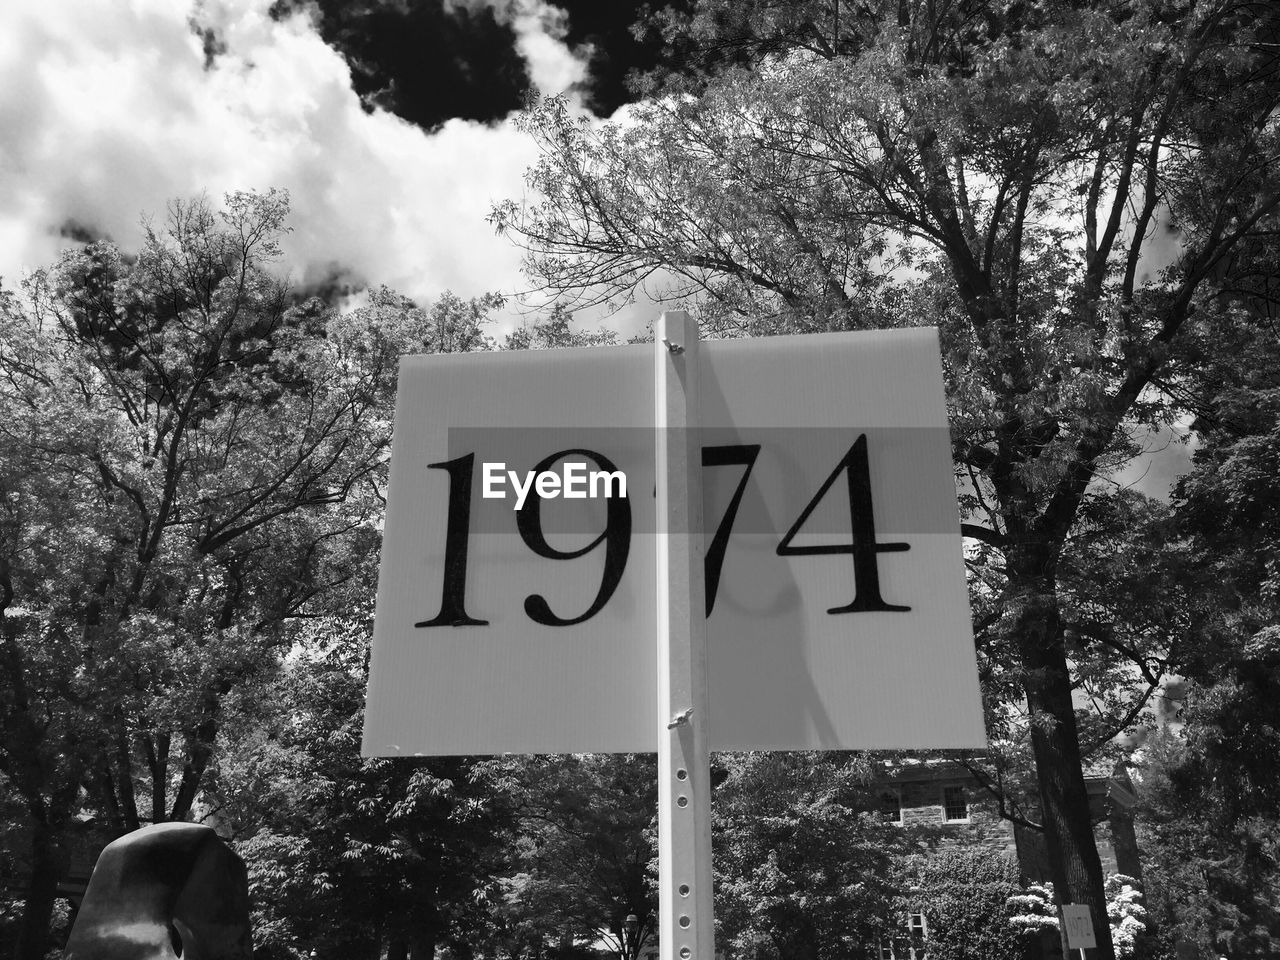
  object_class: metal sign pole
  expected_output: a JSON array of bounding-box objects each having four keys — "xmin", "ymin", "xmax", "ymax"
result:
[{"xmin": 655, "ymin": 311, "xmax": 715, "ymax": 960}]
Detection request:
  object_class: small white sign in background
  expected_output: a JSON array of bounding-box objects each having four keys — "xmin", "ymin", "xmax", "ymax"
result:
[
  {"xmin": 1062, "ymin": 904, "xmax": 1097, "ymax": 949},
  {"xmin": 362, "ymin": 328, "xmax": 985, "ymax": 755}
]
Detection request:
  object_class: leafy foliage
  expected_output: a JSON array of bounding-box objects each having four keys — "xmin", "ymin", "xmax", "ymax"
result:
[
  {"xmin": 1106, "ymin": 874, "xmax": 1147, "ymax": 957},
  {"xmin": 894, "ymin": 849, "xmax": 1032, "ymax": 960},
  {"xmin": 486, "ymin": 754, "xmax": 656, "ymax": 960},
  {"xmin": 1133, "ymin": 321, "xmax": 1280, "ymax": 957},
  {"xmin": 1168, "ymin": 327, "xmax": 1280, "ymax": 826},
  {"xmin": 1007, "ymin": 881, "xmax": 1058, "ymax": 937},
  {"xmin": 504, "ymin": 304, "xmax": 619, "ymax": 351},
  {"xmin": 0, "ymin": 190, "xmax": 506, "ymax": 960},
  {"xmin": 212, "ymin": 625, "xmax": 516, "ymax": 960},
  {"xmin": 712, "ymin": 753, "xmax": 899, "ymax": 960},
  {"xmin": 1135, "ymin": 730, "xmax": 1280, "ymax": 959},
  {"xmin": 495, "ymin": 4, "xmax": 1280, "ymax": 955}
]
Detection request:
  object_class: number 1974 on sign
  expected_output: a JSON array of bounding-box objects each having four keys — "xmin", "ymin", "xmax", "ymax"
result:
[{"xmin": 417, "ymin": 434, "xmax": 911, "ymax": 630}]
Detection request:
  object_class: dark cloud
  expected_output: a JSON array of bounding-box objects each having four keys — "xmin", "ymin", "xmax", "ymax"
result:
[
  {"xmin": 57, "ymin": 219, "xmax": 108, "ymax": 245},
  {"xmin": 265, "ymin": 1, "xmax": 691, "ymax": 126},
  {"xmin": 269, "ymin": 0, "xmax": 532, "ymax": 128},
  {"xmin": 189, "ymin": 17, "xmax": 229, "ymax": 69},
  {"xmin": 554, "ymin": 1, "xmax": 690, "ymax": 115},
  {"xmin": 289, "ymin": 265, "xmax": 367, "ymax": 308}
]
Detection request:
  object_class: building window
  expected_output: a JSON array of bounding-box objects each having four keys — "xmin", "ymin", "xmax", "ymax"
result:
[
  {"xmin": 880, "ymin": 941, "xmax": 922, "ymax": 960},
  {"xmin": 942, "ymin": 785, "xmax": 968, "ymax": 822},
  {"xmin": 907, "ymin": 912, "xmax": 927, "ymax": 939},
  {"xmin": 880, "ymin": 790, "xmax": 903, "ymax": 824},
  {"xmin": 878, "ymin": 913, "xmax": 928, "ymax": 959}
]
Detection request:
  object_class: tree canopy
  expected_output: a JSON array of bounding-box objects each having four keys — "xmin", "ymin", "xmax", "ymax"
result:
[
  {"xmin": 712, "ymin": 752, "xmax": 898, "ymax": 960},
  {"xmin": 1131, "ymin": 317, "xmax": 1280, "ymax": 956},
  {"xmin": 0, "ymin": 190, "xmax": 506, "ymax": 960},
  {"xmin": 493, "ymin": 2, "xmax": 1280, "ymax": 955}
]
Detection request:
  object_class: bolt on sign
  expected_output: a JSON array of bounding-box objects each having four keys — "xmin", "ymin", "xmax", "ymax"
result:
[{"xmin": 362, "ymin": 327, "xmax": 986, "ymax": 756}]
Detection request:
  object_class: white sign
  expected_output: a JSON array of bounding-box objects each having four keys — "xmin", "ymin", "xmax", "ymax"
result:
[
  {"xmin": 362, "ymin": 327, "xmax": 986, "ymax": 755},
  {"xmin": 1062, "ymin": 904, "xmax": 1097, "ymax": 949}
]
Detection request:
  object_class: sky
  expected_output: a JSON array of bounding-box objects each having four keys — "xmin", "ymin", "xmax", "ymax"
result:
[
  {"xmin": 0, "ymin": 0, "xmax": 1197, "ymax": 493},
  {"xmin": 0, "ymin": 0, "xmax": 667, "ymax": 327}
]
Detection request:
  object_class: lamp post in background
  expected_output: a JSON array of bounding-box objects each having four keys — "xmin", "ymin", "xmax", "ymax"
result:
[{"xmin": 623, "ymin": 913, "xmax": 639, "ymax": 960}]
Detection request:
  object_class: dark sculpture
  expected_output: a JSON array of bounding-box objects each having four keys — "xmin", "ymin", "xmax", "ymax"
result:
[{"xmin": 64, "ymin": 822, "xmax": 252, "ymax": 960}]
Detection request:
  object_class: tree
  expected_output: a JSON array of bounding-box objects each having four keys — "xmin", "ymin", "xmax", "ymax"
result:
[
  {"xmin": 1131, "ymin": 319, "xmax": 1280, "ymax": 957},
  {"xmin": 1134, "ymin": 729, "xmax": 1280, "ymax": 958},
  {"xmin": 893, "ymin": 848, "xmax": 1032, "ymax": 960},
  {"xmin": 0, "ymin": 191, "xmax": 504, "ymax": 960},
  {"xmin": 0, "ymin": 771, "xmax": 30, "ymax": 958},
  {"xmin": 504, "ymin": 303, "xmax": 619, "ymax": 351},
  {"xmin": 210, "ymin": 621, "xmax": 517, "ymax": 960},
  {"xmin": 487, "ymin": 754, "xmax": 657, "ymax": 960},
  {"xmin": 712, "ymin": 752, "xmax": 899, "ymax": 960},
  {"xmin": 491, "ymin": 3, "xmax": 1280, "ymax": 955},
  {"xmin": 1168, "ymin": 323, "xmax": 1280, "ymax": 825}
]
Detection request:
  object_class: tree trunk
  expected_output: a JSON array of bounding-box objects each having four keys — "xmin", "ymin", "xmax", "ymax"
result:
[
  {"xmin": 148, "ymin": 731, "xmax": 170, "ymax": 825},
  {"xmin": 1014, "ymin": 591, "xmax": 1116, "ymax": 960},
  {"xmin": 170, "ymin": 713, "xmax": 219, "ymax": 821},
  {"xmin": 17, "ymin": 820, "xmax": 68, "ymax": 960},
  {"xmin": 388, "ymin": 941, "xmax": 409, "ymax": 960},
  {"xmin": 115, "ymin": 722, "xmax": 140, "ymax": 830},
  {"xmin": 409, "ymin": 933, "xmax": 437, "ymax": 960}
]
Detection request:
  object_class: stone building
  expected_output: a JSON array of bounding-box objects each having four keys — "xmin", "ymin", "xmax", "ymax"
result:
[{"xmin": 873, "ymin": 758, "xmax": 1142, "ymax": 959}]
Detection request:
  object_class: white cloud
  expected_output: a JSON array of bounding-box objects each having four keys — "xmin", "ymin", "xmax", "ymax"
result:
[
  {"xmin": 502, "ymin": 0, "xmax": 590, "ymax": 102},
  {"xmin": 449, "ymin": 0, "xmax": 591, "ymax": 104},
  {"xmin": 0, "ymin": 0, "xmax": 590, "ymax": 311},
  {"xmin": 1109, "ymin": 415, "xmax": 1199, "ymax": 501}
]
